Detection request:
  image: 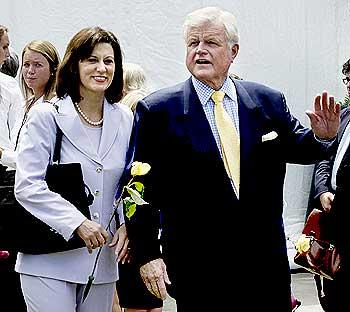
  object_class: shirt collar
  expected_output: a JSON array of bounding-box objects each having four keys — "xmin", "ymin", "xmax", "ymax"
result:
[{"xmin": 192, "ymin": 76, "xmax": 237, "ymax": 106}]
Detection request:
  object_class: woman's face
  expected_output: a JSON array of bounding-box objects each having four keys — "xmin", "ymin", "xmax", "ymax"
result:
[
  {"xmin": 22, "ymin": 49, "xmax": 51, "ymax": 97},
  {"xmin": 78, "ymin": 43, "xmax": 115, "ymax": 97}
]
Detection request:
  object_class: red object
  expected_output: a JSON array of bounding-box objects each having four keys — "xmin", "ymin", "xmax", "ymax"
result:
[
  {"xmin": 0, "ymin": 250, "xmax": 10, "ymax": 259},
  {"xmin": 291, "ymin": 292, "xmax": 301, "ymax": 311}
]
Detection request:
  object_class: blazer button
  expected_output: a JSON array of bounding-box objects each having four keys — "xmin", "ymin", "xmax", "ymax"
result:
[
  {"xmin": 92, "ymin": 212, "xmax": 99, "ymax": 220},
  {"xmin": 96, "ymin": 167, "xmax": 102, "ymax": 173},
  {"xmin": 94, "ymin": 190, "xmax": 100, "ymax": 196}
]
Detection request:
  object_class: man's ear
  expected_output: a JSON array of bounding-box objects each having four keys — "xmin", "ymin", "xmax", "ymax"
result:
[{"xmin": 231, "ymin": 44, "xmax": 239, "ymax": 63}]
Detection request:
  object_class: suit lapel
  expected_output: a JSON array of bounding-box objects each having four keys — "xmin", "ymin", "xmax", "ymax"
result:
[
  {"xmin": 98, "ymin": 99, "xmax": 121, "ymax": 160},
  {"xmin": 183, "ymin": 78, "xmax": 219, "ymax": 155},
  {"xmin": 234, "ymin": 80, "xmax": 264, "ymax": 159},
  {"xmin": 234, "ymin": 80, "xmax": 265, "ymax": 194}
]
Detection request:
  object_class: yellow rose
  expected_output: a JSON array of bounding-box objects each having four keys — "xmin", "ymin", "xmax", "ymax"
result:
[
  {"xmin": 295, "ymin": 234, "xmax": 311, "ymax": 253},
  {"xmin": 131, "ymin": 162, "xmax": 151, "ymax": 176}
]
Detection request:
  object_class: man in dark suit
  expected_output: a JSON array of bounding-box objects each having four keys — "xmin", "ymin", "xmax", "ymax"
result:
[
  {"xmin": 129, "ymin": 6, "xmax": 340, "ymax": 311},
  {"xmin": 312, "ymin": 58, "xmax": 350, "ymax": 312}
]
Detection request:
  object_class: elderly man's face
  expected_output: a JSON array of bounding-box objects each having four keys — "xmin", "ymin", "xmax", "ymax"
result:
[
  {"xmin": 185, "ymin": 22, "xmax": 238, "ymax": 90},
  {"xmin": 0, "ymin": 32, "xmax": 10, "ymax": 67}
]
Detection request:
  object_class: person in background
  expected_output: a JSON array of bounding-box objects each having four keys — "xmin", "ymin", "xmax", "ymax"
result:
[
  {"xmin": 0, "ymin": 24, "xmax": 26, "ymax": 312},
  {"xmin": 120, "ymin": 62, "xmax": 149, "ymax": 111},
  {"xmin": 14, "ymin": 26, "xmax": 132, "ymax": 312},
  {"xmin": 340, "ymin": 58, "xmax": 350, "ymax": 108},
  {"xmin": 21, "ymin": 40, "xmax": 60, "ymax": 103},
  {"xmin": 311, "ymin": 58, "xmax": 350, "ymax": 312},
  {"xmin": 0, "ymin": 47, "xmax": 19, "ymax": 78},
  {"xmin": 129, "ymin": 6, "xmax": 340, "ymax": 311},
  {"xmin": 0, "ymin": 25, "xmax": 22, "ymax": 166},
  {"xmin": 115, "ymin": 62, "xmax": 163, "ymax": 312},
  {"xmin": 0, "ymin": 40, "xmax": 61, "ymax": 169}
]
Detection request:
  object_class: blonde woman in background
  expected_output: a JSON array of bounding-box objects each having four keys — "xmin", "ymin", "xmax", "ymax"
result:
[
  {"xmin": 120, "ymin": 62, "xmax": 149, "ymax": 112},
  {"xmin": 0, "ymin": 40, "xmax": 60, "ymax": 169},
  {"xmin": 115, "ymin": 63, "xmax": 163, "ymax": 312},
  {"xmin": 21, "ymin": 40, "xmax": 60, "ymax": 106}
]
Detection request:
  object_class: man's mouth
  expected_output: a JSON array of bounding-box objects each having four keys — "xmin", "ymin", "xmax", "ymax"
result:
[{"xmin": 196, "ymin": 59, "xmax": 211, "ymax": 64}]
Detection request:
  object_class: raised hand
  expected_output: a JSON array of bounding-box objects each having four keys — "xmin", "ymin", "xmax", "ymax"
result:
[{"xmin": 306, "ymin": 91, "xmax": 340, "ymax": 139}]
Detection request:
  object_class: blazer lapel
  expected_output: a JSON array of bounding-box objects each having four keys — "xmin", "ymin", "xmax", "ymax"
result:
[
  {"xmin": 98, "ymin": 99, "xmax": 121, "ymax": 160},
  {"xmin": 55, "ymin": 97, "xmax": 101, "ymax": 164}
]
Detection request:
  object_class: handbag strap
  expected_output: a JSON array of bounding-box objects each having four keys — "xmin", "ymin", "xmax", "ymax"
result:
[
  {"xmin": 52, "ymin": 126, "xmax": 63, "ymax": 164},
  {"xmin": 14, "ymin": 99, "xmax": 35, "ymax": 151},
  {"xmin": 15, "ymin": 101, "xmax": 64, "ymax": 164}
]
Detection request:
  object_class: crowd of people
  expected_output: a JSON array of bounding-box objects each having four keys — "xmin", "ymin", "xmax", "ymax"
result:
[{"xmin": 0, "ymin": 5, "xmax": 347, "ymax": 312}]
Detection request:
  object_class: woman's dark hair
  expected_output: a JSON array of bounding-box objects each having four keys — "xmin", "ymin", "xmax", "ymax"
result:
[{"xmin": 56, "ymin": 26, "xmax": 123, "ymax": 104}]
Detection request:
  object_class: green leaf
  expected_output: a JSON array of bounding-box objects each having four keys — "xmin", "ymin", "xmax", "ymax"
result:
[
  {"xmin": 126, "ymin": 187, "xmax": 148, "ymax": 205},
  {"xmin": 131, "ymin": 182, "xmax": 144, "ymax": 194},
  {"xmin": 123, "ymin": 196, "xmax": 134, "ymax": 207},
  {"xmin": 125, "ymin": 203, "xmax": 137, "ymax": 219}
]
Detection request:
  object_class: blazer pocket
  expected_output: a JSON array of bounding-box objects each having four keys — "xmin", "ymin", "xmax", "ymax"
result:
[{"xmin": 261, "ymin": 131, "xmax": 278, "ymax": 142}]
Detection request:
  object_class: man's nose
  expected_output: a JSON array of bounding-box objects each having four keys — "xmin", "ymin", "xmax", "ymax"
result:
[{"xmin": 196, "ymin": 42, "xmax": 207, "ymax": 54}]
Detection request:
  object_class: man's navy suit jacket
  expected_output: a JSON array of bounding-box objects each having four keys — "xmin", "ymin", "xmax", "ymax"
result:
[{"xmin": 128, "ymin": 77, "xmax": 332, "ymax": 310}]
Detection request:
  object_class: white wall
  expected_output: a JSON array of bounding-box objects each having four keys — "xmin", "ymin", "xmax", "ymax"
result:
[{"xmin": 3, "ymin": 0, "xmax": 350, "ymax": 267}]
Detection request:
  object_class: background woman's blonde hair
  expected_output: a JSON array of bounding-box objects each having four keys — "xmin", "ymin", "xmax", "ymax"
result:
[
  {"xmin": 121, "ymin": 62, "xmax": 149, "ymax": 112},
  {"xmin": 20, "ymin": 40, "xmax": 60, "ymax": 102}
]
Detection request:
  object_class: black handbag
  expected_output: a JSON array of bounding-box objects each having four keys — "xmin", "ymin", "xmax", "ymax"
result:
[{"xmin": 0, "ymin": 125, "xmax": 94, "ymax": 254}]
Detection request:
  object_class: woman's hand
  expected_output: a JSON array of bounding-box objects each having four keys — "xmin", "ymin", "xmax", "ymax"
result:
[
  {"xmin": 109, "ymin": 223, "xmax": 129, "ymax": 263},
  {"xmin": 76, "ymin": 219, "xmax": 109, "ymax": 254}
]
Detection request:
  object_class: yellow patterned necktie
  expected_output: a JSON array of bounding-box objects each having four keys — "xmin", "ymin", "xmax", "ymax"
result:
[{"xmin": 212, "ymin": 91, "xmax": 240, "ymax": 195}]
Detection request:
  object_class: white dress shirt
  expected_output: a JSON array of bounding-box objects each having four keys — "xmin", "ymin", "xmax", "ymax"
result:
[
  {"xmin": 1, "ymin": 96, "xmax": 44, "ymax": 169},
  {"xmin": 0, "ymin": 72, "xmax": 24, "ymax": 169}
]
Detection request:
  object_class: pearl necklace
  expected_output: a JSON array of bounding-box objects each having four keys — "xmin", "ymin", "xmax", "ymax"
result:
[{"xmin": 74, "ymin": 102, "xmax": 103, "ymax": 126}]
